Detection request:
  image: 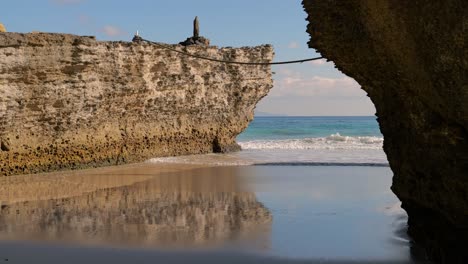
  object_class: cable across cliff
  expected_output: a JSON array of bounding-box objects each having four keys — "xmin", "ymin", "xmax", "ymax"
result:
[
  {"xmin": 134, "ymin": 17, "xmax": 323, "ymax": 66},
  {"xmin": 138, "ymin": 37, "xmax": 324, "ymax": 66}
]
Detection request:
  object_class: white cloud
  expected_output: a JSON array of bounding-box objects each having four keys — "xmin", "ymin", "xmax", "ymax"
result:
[
  {"xmin": 288, "ymin": 41, "xmax": 299, "ymax": 49},
  {"xmin": 256, "ymin": 93, "xmax": 376, "ymax": 116},
  {"xmin": 258, "ymin": 67, "xmax": 376, "ymax": 116},
  {"xmin": 51, "ymin": 0, "xmax": 84, "ymax": 5},
  {"xmin": 308, "ymin": 59, "xmax": 327, "ymax": 65},
  {"xmin": 270, "ymin": 68, "xmax": 364, "ymax": 98},
  {"xmin": 100, "ymin": 25, "xmax": 126, "ymax": 37}
]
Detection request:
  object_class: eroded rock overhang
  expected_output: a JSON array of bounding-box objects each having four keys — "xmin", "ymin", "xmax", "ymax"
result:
[{"xmin": 303, "ymin": 1, "xmax": 468, "ymax": 263}]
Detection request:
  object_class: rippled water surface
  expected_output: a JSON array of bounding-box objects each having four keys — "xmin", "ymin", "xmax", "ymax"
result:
[{"xmin": 0, "ymin": 163, "xmax": 426, "ymax": 263}]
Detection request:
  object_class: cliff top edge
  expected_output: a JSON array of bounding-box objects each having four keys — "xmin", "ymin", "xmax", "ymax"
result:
[{"xmin": 0, "ymin": 32, "xmax": 273, "ymax": 50}]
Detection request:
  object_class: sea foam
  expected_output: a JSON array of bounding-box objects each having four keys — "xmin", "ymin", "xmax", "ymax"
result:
[
  {"xmin": 239, "ymin": 133, "xmax": 383, "ymax": 150},
  {"xmin": 148, "ymin": 133, "xmax": 388, "ymax": 167}
]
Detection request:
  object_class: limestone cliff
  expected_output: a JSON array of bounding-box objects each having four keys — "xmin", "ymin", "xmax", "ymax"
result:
[
  {"xmin": 0, "ymin": 33, "xmax": 273, "ymax": 176},
  {"xmin": 303, "ymin": 1, "xmax": 467, "ymax": 262}
]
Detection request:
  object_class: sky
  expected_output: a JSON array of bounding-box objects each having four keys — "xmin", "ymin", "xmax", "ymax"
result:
[{"xmin": 1, "ymin": 0, "xmax": 376, "ymax": 116}]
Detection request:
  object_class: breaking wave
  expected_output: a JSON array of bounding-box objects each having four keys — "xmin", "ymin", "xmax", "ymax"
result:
[
  {"xmin": 148, "ymin": 133, "xmax": 387, "ymax": 167},
  {"xmin": 238, "ymin": 133, "xmax": 383, "ymax": 150}
]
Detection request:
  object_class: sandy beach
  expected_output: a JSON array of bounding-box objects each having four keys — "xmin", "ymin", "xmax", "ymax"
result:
[{"xmin": 0, "ymin": 160, "xmax": 427, "ymax": 263}]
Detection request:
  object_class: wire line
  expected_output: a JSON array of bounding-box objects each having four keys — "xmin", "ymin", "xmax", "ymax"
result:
[{"xmin": 141, "ymin": 38, "xmax": 324, "ymax": 65}]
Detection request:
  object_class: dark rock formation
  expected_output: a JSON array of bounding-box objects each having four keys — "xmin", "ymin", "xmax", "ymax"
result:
[
  {"xmin": 179, "ymin": 36, "xmax": 210, "ymax": 47},
  {"xmin": 132, "ymin": 33, "xmax": 143, "ymax": 43},
  {"xmin": 179, "ymin": 16, "xmax": 211, "ymax": 46},
  {"xmin": 302, "ymin": 1, "xmax": 467, "ymax": 263},
  {"xmin": 0, "ymin": 33, "xmax": 273, "ymax": 176},
  {"xmin": 194, "ymin": 16, "xmax": 200, "ymax": 38}
]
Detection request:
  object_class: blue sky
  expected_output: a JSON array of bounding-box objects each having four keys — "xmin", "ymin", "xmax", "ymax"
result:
[{"xmin": 1, "ymin": 0, "xmax": 375, "ymax": 116}]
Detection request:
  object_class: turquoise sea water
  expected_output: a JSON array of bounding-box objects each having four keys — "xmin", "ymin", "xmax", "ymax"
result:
[
  {"xmin": 237, "ymin": 116, "xmax": 382, "ymax": 141},
  {"xmin": 235, "ymin": 116, "xmax": 387, "ymax": 165},
  {"xmin": 151, "ymin": 116, "xmax": 388, "ymax": 165}
]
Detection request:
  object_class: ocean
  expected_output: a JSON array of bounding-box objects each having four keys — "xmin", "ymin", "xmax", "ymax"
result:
[
  {"xmin": 239, "ymin": 116, "xmax": 382, "ymax": 141},
  {"xmin": 238, "ymin": 116, "xmax": 385, "ymax": 163},
  {"xmin": 150, "ymin": 116, "xmax": 388, "ymax": 166}
]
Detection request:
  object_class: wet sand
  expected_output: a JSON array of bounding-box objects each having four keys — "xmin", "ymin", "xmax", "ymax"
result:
[
  {"xmin": 0, "ymin": 162, "xmax": 204, "ymax": 204},
  {"xmin": 0, "ymin": 162, "xmax": 271, "ymax": 249},
  {"xmin": 0, "ymin": 162, "xmax": 429, "ymax": 263},
  {"xmin": 0, "ymin": 240, "xmax": 421, "ymax": 264}
]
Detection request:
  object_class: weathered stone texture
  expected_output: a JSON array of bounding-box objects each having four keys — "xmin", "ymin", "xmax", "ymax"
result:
[
  {"xmin": 0, "ymin": 33, "xmax": 273, "ymax": 176},
  {"xmin": 303, "ymin": 1, "xmax": 467, "ymax": 262}
]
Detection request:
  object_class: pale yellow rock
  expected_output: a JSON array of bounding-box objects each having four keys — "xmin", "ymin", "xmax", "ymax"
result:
[
  {"xmin": 0, "ymin": 23, "xmax": 6, "ymax": 32},
  {"xmin": 0, "ymin": 33, "xmax": 274, "ymax": 176}
]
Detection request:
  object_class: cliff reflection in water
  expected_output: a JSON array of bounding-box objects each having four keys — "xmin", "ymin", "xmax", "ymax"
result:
[{"xmin": 0, "ymin": 165, "xmax": 272, "ymax": 249}]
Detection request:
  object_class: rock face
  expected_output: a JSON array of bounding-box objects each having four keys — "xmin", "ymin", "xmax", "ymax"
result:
[
  {"xmin": 303, "ymin": 1, "xmax": 467, "ymax": 262},
  {"xmin": 0, "ymin": 33, "xmax": 273, "ymax": 176}
]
